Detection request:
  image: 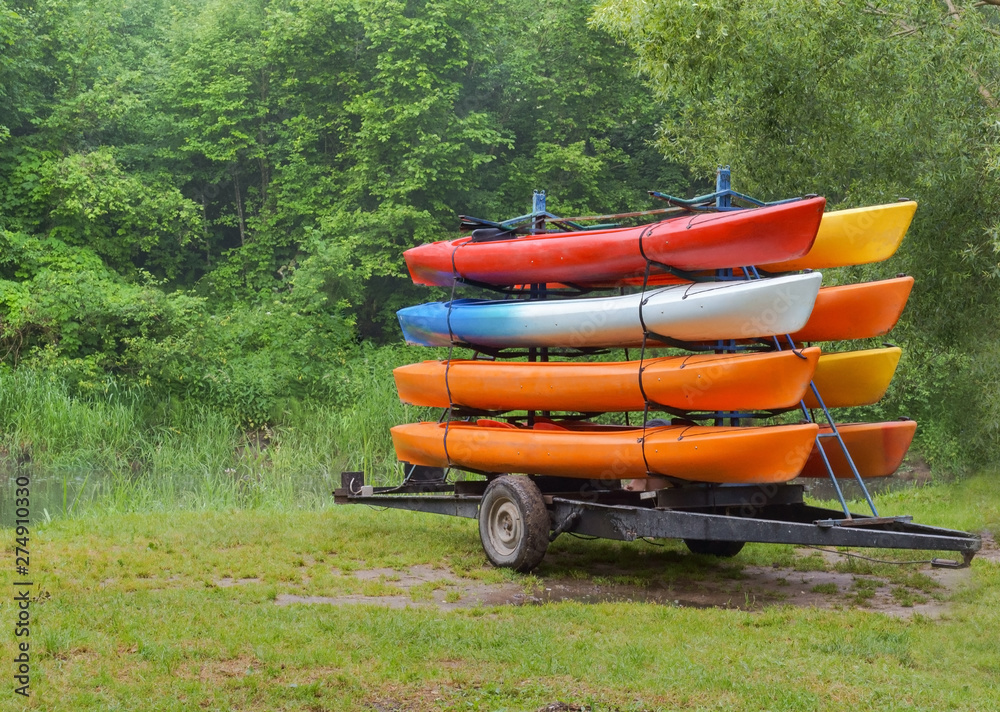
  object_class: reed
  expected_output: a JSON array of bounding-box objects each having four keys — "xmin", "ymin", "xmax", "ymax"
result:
[{"xmin": 0, "ymin": 346, "xmax": 439, "ymax": 516}]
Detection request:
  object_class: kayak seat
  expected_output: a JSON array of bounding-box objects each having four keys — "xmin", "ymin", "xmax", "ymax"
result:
[
  {"xmin": 470, "ymin": 227, "xmax": 516, "ymax": 243},
  {"xmin": 476, "ymin": 419, "xmax": 518, "ymax": 429},
  {"xmin": 533, "ymin": 422, "xmax": 570, "ymax": 431}
]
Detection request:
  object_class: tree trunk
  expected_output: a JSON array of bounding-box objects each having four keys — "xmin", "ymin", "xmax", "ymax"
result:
[{"xmin": 233, "ymin": 167, "xmax": 247, "ymax": 246}]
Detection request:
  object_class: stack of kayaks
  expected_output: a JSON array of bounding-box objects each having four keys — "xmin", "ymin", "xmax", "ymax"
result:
[{"xmin": 390, "ymin": 191, "xmax": 919, "ymax": 488}]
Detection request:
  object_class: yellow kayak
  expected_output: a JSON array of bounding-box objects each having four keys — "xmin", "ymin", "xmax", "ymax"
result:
[
  {"xmin": 762, "ymin": 201, "xmax": 917, "ymax": 272},
  {"xmin": 807, "ymin": 347, "xmax": 902, "ymax": 408}
]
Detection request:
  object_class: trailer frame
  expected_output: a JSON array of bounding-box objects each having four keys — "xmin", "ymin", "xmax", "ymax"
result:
[{"xmin": 334, "ymin": 470, "xmax": 981, "ymax": 571}]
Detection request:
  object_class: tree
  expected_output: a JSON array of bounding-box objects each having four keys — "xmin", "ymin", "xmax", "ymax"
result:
[
  {"xmin": 0, "ymin": 0, "xmax": 688, "ymax": 422},
  {"xmin": 468, "ymin": 0, "xmax": 687, "ymax": 218},
  {"xmin": 593, "ymin": 0, "xmax": 1000, "ymax": 466}
]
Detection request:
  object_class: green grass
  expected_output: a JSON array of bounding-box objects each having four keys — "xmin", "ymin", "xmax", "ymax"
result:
[
  {"xmin": 810, "ymin": 582, "xmax": 838, "ymax": 595},
  {"xmin": 862, "ymin": 474, "xmax": 1000, "ymax": 532},
  {"xmin": 891, "ymin": 586, "xmax": 927, "ymax": 607},
  {"xmin": 3, "ymin": 360, "xmax": 999, "ymax": 709},
  {"xmin": 1, "ymin": 473, "xmax": 998, "ymax": 711}
]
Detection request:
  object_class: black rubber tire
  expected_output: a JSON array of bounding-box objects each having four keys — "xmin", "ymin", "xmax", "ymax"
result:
[
  {"xmin": 478, "ymin": 476, "xmax": 550, "ymax": 572},
  {"xmin": 683, "ymin": 539, "xmax": 746, "ymax": 557}
]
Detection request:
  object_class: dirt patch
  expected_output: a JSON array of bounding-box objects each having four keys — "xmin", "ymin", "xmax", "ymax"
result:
[
  {"xmin": 353, "ymin": 564, "xmax": 461, "ymax": 585},
  {"xmin": 214, "ymin": 577, "xmax": 262, "ymax": 587},
  {"xmin": 895, "ymin": 455, "xmax": 933, "ymax": 485},
  {"xmin": 276, "ymin": 593, "xmax": 414, "ymax": 608},
  {"xmin": 365, "ymin": 682, "xmax": 612, "ymax": 712},
  {"xmin": 475, "ymin": 562, "xmax": 963, "ymax": 617},
  {"xmin": 365, "ymin": 685, "xmax": 457, "ymax": 712},
  {"xmin": 976, "ymin": 531, "xmax": 999, "ymax": 563},
  {"xmin": 271, "ymin": 548, "xmax": 979, "ymax": 616},
  {"xmin": 193, "ymin": 654, "xmax": 260, "ymax": 684}
]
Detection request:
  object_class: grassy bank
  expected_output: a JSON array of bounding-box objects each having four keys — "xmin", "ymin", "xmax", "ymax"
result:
[
  {"xmin": 0, "ymin": 350, "xmax": 441, "ymax": 513},
  {"xmin": 1, "ymin": 474, "xmax": 998, "ymax": 711}
]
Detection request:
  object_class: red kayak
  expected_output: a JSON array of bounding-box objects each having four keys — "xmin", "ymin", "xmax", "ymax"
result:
[{"xmin": 405, "ymin": 197, "xmax": 826, "ymax": 287}]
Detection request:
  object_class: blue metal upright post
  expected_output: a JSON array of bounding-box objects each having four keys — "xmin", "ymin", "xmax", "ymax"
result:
[
  {"xmin": 716, "ymin": 167, "xmax": 731, "ymax": 209},
  {"xmin": 715, "ymin": 167, "xmax": 736, "ymax": 425},
  {"xmin": 529, "ymin": 190, "xmax": 548, "ymax": 423},
  {"xmin": 533, "ymin": 190, "xmax": 546, "ymax": 219}
]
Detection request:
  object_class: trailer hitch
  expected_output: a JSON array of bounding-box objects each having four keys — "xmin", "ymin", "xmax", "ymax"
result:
[{"xmin": 933, "ymin": 551, "xmax": 977, "ymax": 569}]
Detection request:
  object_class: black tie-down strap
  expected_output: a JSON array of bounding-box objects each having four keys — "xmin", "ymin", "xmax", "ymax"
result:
[
  {"xmin": 633, "ymin": 233, "xmax": 762, "ymax": 477},
  {"xmin": 436, "ymin": 242, "xmax": 476, "ymax": 480},
  {"xmin": 635, "ymin": 255, "xmax": 670, "ymax": 477}
]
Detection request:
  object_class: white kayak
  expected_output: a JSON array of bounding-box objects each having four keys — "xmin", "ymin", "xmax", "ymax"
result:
[{"xmin": 397, "ymin": 272, "xmax": 823, "ymax": 349}]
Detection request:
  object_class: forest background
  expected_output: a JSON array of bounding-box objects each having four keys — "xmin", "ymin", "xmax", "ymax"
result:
[{"xmin": 1, "ymin": 0, "xmax": 998, "ymax": 494}]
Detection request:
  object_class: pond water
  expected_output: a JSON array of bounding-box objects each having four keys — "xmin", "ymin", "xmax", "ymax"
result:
[
  {"xmin": 798, "ymin": 476, "xmax": 915, "ymax": 506},
  {"xmin": 798, "ymin": 472, "xmax": 919, "ymax": 509},
  {"xmin": 1, "ymin": 467, "xmax": 93, "ymax": 525},
  {"xmin": 0, "ymin": 465, "xmax": 347, "ymax": 525}
]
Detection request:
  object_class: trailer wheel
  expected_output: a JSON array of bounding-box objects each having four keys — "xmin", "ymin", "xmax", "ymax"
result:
[
  {"xmin": 684, "ymin": 539, "xmax": 746, "ymax": 557},
  {"xmin": 479, "ymin": 476, "xmax": 550, "ymax": 572}
]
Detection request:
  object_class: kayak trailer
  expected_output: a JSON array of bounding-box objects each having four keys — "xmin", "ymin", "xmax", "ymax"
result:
[{"xmin": 335, "ymin": 468, "xmax": 981, "ymax": 572}]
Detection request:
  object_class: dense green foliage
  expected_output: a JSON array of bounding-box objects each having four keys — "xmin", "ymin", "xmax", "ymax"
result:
[
  {"xmin": 1, "ymin": 0, "xmax": 998, "ymax": 471},
  {"xmin": 594, "ymin": 0, "xmax": 1000, "ymax": 467},
  {"xmin": 0, "ymin": 0, "xmax": 681, "ymax": 429}
]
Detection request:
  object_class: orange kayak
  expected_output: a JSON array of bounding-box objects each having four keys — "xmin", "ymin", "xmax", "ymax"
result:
[
  {"xmin": 790, "ymin": 276, "xmax": 913, "ymax": 343},
  {"xmin": 391, "ymin": 420, "xmax": 820, "ymax": 483},
  {"xmin": 798, "ymin": 420, "xmax": 917, "ymax": 478},
  {"xmin": 394, "ymin": 348, "xmax": 821, "ymax": 413},
  {"xmin": 807, "ymin": 347, "xmax": 902, "ymax": 408}
]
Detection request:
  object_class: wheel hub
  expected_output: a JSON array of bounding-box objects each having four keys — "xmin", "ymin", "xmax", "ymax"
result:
[{"xmin": 488, "ymin": 499, "xmax": 522, "ymax": 556}]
